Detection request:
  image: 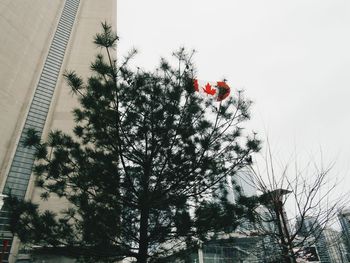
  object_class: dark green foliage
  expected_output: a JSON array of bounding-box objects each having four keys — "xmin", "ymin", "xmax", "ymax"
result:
[{"xmin": 9, "ymin": 24, "xmax": 260, "ymax": 262}]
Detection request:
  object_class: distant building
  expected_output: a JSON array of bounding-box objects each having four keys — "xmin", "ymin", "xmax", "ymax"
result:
[
  {"xmin": 226, "ymin": 172, "xmax": 288, "ymax": 262},
  {"xmin": 252, "ymin": 204, "xmax": 288, "ymax": 262},
  {"xmin": 321, "ymin": 228, "xmax": 348, "ymax": 263},
  {"xmin": 201, "ymin": 238, "xmax": 263, "ymax": 263},
  {"xmin": 165, "ymin": 168, "xmax": 281, "ymax": 263},
  {"xmin": 297, "ymin": 216, "xmax": 322, "ymax": 237},
  {"xmin": 297, "ymin": 217, "xmax": 348, "ymax": 263},
  {"xmin": 293, "ymin": 240, "xmax": 320, "ymax": 263},
  {"xmin": 232, "ymin": 169, "xmax": 257, "ymax": 200},
  {"xmin": 338, "ymin": 208, "xmax": 350, "ymax": 261},
  {"xmin": 162, "ymin": 236, "xmax": 266, "ymax": 263}
]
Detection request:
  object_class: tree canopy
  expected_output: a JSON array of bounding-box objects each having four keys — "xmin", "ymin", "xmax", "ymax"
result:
[{"xmin": 8, "ymin": 23, "xmax": 260, "ymax": 263}]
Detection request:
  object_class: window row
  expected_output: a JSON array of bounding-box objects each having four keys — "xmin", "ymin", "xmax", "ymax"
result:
[
  {"xmin": 35, "ymin": 88, "xmax": 54, "ymax": 99},
  {"xmin": 30, "ymin": 102, "xmax": 50, "ymax": 113},
  {"xmin": 27, "ymin": 107, "xmax": 48, "ymax": 119},
  {"xmin": 10, "ymin": 165, "xmax": 33, "ymax": 174},
  {"xmin": 3, "ymin": 187, "xmax": 26, "ymax": 198},
  {"xmin": 60, "ymin": 15, "xmax": 75, "ymax": 28},
  {"xmin": 32, "ymin": 97, "xmax": 51, "ymax": 108},
  {"xmin": 57, "ymin": 21, "xmax": 73, "ymax": 35},
  {"xmin": 14, "ymin": 150, "xmax": 36, "ymax": 160},
  {"xmin": 46, "ymin": 50, "xmax": 64, "ymax": 64},
  {"xmin": 46, "ymin": 53, "xmax": 63, "ymax": 67},
  {"xmin": 10, "ymin": 161, "xmax": 33, "ymax": 172},
  {"xmin": 55, "ymin": 28, "xmax": 70, "ymax": 41},
  {"xmin": 41, "ymin": 70, "xmax": 59, "ymax": 83},
  {"xmin": 7, "ymin": 170, "xmax": 32, "ymax": 182},
  {"xmin": 26, "ymin": 114, "xmax": 46, "ymax": 126},
  {"xmin": 48, "ymin": 45, "xmax": 65, "ymax": 59},
  {"xmin": 5, "ymin": 179, "xmax": 30, "ymax": 190},
  {"xmin": 62, "ymin": 5, "xmax": 79, "ymax": 19},
  {"xmin": 27, "ymin": 113, "xmax": 47, "ymax": 126}
]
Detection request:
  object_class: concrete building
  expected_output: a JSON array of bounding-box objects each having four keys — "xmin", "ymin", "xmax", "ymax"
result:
[{"xmin": 0, "ymin": 1, "xmax": 116, "ymax": 262}]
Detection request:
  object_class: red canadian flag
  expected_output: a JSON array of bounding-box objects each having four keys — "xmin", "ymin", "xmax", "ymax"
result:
[{"xmin": 193, "ymin": 79, "xmax": 230, "ymax": 101}]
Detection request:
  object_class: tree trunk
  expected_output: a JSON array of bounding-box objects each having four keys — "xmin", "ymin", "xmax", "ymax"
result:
[
  {"xmin": 138, "ymin": 163, "xmax": 150, "ymax": 263},
  {"xmin": 138, "ymin": 206, "xmax": 149, "ymax": 263},
  {"xmin": 273, "ymin": 202, "xmax": 296, "ymax": 263}
]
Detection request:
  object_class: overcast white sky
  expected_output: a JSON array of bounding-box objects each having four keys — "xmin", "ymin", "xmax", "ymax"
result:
[{"xmin": 117, "ymin": 0, "xmax": 350, "ymax": 196}]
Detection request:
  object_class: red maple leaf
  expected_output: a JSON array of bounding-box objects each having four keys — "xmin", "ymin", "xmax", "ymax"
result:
[
  {"xmin": 203, "ymin": 83, "xmax": 216, "ymax": 96},
  {"xmin": 193, "ymin": 79, "xmax": 199, "ymax": 92}
]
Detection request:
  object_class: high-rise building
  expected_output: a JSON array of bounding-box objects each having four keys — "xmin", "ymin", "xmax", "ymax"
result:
[
  {"xmin": 0, "ymin": 1, "xmax": 116, "ymax": 262},
  {"xmin": 227, "ymin": 169, "xmax": 257, "ymax": 203},
  {"xmin": 297, "ymin": 216, "xmax": 348, "ymax": 263},
  {"xmin": 223, "ymin": 169, "xmax": 257, "ymax": 233},
  {"xmin": 321, "ymin": 228, "xmax": 348, "ymax": 263},
  {"xmin": 338, "ymin": 207, "xmax": 350, "ymax": 261}
]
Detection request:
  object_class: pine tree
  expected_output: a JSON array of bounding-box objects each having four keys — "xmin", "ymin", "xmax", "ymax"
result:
[{"xmin": 8, "ymin": 23, "xmax": 260, "ymax": 263}]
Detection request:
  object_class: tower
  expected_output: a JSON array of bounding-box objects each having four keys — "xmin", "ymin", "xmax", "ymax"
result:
[{"xmin": 0, "ymin": 1, "xmax": 116, "ymax": 262}]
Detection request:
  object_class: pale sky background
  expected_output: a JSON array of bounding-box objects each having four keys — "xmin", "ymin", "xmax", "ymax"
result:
[{"xmin": 117, "ymin": 1, "xmax": 350, "ymax": 199}]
